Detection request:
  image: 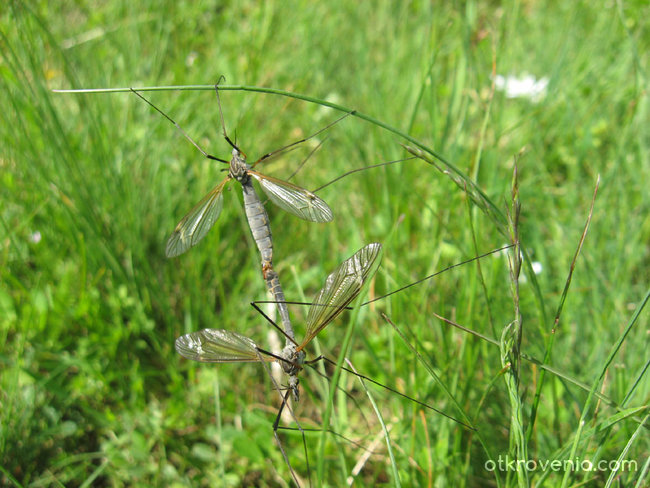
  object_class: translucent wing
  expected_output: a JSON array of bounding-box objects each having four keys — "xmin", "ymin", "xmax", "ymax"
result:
[
  {"xmin": 166, "ymin": 178, "xmax": 230, "ymax": 257},
  {"xmin": 299, "ymin": 243, "xmax": 383, "ymax": 350},
  {"xmin": 249, "ymin": 171, "xmax": 333, "ymax": 223},
  {"xmin": 175, "ymin": 329, "xmax": 270, "ymax": 363}
]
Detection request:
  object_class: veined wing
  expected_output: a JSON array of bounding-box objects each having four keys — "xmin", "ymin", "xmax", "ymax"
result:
[
  {"xmin": 166, "ymin": 178, "xmax": 230, "ymax": 257},
  {"xmin": 249, "ymin": 171, "xmax": 333, "ymax": 223},
  {"xmin": 176, "ymin": 329, "xmax": 270, "ymax": 363},
  {"xmin": 298, "ymin": 243, "xmax": 383, "ymax": 350}
]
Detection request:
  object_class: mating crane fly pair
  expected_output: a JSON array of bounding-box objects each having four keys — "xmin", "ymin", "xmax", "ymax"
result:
[
  {"xmin": 141, "ymin": 87, "xmax": 390, "ymax": 487},
  {"xmin": 132, "ymin": 84, "xmax": 476, "ymax": 421},
  {"xmin": 56, "ymin": 84, "xmax": 506, "ymax": 487}
]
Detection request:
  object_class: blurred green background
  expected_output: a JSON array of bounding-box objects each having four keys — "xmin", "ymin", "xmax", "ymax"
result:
[{"xmin": 1, "ymin": 1, "xmax": 648, "ymax": 486}]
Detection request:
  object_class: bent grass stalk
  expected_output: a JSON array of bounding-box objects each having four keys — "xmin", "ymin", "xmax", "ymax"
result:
[{"xmin": 53, "ymin": 84, "xmax": 504, "ymax": 222}]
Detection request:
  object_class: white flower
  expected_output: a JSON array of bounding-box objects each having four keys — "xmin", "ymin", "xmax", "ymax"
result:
[
  {"xmin": 185, "ymin": 51, "xmax": 198, "ymax": 67},
  {"xmin": 494, "ymin": 74, "xmax": 549, "ymax": 102}
]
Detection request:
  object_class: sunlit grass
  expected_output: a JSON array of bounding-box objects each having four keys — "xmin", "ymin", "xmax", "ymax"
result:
[{"xmin": 1, "ymin": 0, "xmax": 649, "ymax": 486}]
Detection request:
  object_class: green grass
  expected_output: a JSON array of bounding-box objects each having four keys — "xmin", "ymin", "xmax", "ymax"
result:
[{"xmin": 2, "ymin": 0, "xmax": 649, "ymax": 486}]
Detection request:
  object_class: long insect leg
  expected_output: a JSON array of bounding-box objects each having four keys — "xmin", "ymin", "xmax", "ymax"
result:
[
  {"xmin": 130, "ymin": 88, "xmax": 228, "ymax": 164},
  {"xmin": 342, "ymin": 358, "xmax": 400, "ymax": 485},
  {"xmin": 284, "ymin": 135, "xmax": 329, "ymax": 183},
  {"xmin": 252, "ymin": 302, "xmax": 299, "ymax": 347},
  {"xmin": 303, "ymin": 360, "xmax": 373, "ymax": 434},
  {"xmin": 256, "ymin": 350, "xmax": 311, "ymax": 488},
  {"xmin": 312, "ymin": 156, "xmax": 418, "ymax": 193},
  {"xmin": 314, "ymin": 355, "xmax": 476, "ymax": 431},
  {"xmin": 379, "ymin": 313, "xmax": 479, "ymax": 429},
  {"xmin": 360, "ymin": 244, "xmax": 513, "ymax": 306},
  {"xmin": 251, "ymin": 112, "xmax": 355, "ymax": 168},
  {"xmin": 272, "ymin": 391, "xmax": 311, "ymax": 488},
  {"xmin": 275, "ymin": 424, "xmax": 380, "ymax": 454},
  {"xmin": 250, "ymin": 244, "xmax": 514, "ymax": 310}
]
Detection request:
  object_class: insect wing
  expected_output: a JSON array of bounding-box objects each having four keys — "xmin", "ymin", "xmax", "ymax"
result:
[
  {"xmin": 299, "ymin": 243, "xmax": 383, "ymax": 349},
  {"xmin": 165, "ymin": 178, "xmax": 230, "ymax": 257},
  {"xmin": 175, "ymin": 329, "xmax": 266, "ymax": 363},
  {"xmin": 249, "ymin": 171, "xmax": 333, "ymax": 223}
]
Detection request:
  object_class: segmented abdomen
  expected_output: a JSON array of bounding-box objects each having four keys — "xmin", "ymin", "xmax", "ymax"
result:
[
  {"xmin": 241, "ymin": 181, "xmax": 295, "ymax": 340},
  {"xmin": 263, "ymin": 267, "xmax": 294, "ymax": 339},
  {"xmin": 242, "ymin": 182, "xmax": 273, "ymax": 265}
]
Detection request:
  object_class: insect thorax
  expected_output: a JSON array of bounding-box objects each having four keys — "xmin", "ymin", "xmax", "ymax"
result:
[
  {"xmin": 228, "ymin": 148, "xmax": 251, "ymax": 183},
  {"xmin": 280, "ymin": 345, "xmax": 306, "ymax": 376}
]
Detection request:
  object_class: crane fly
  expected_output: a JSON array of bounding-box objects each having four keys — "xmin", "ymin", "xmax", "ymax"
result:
[
  {"xmin": 130, "ymin": 84, "xmax": 348, "ymax": 259},
  {"xmin": 175, "ymin": 242, "xmax": 383, "ymax": 401},
  {"xmin": 164, "ymin": 144, "xmax": 334, "ymax": 258},
  {"xmin": 176, "ymin": 242, "xmax": 382, "ymax": 487}
]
